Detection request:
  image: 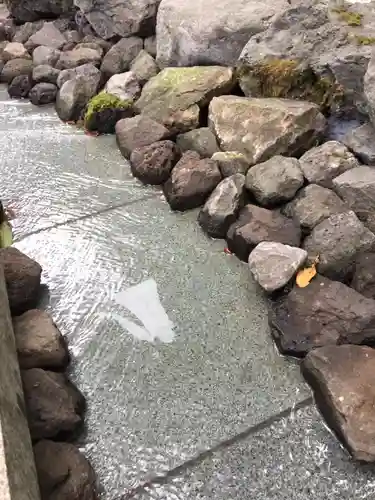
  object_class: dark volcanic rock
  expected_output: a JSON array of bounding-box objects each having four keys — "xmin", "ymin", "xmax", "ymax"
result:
[
  {"xmin": 351, "ymin": 252, "xmax": 375, "ymax": 299},
  {"xmin": 29, "ymin": 83, "xmax": 58, "ymax": 105},
  {"xmin": 342, "ymin": 123, "xmax": 375, "ymax": 166},
  {"xmin": 176, "ymin": 127, "xmax": 220, "ymax": 158},
  {"xmin": 271, "ymin": 275, "xmax": 375, "ymax": 357},
  {"xmin": 130, "ymin": 140, "xmax": 178, "ymax": 185},
  {"xmin": 198, "ymin": 174, "xmax": 246, "ymax": 239},
  {"xmin": 13, "ymin": 310, "xmax": 69, "ymax": 370},
  {"xmin": 211, "ymin": 151, "xmax": 249, "ymax": 177},
  {"xmin": 22, "ymin": 368, "xmax": 85, "ymax": 441},
  {"xmin": 34, "ymin": 440, "xmax": 97, "ymax": 500},
  {"xmin": 0, "ymin": 248, "xmax": 42, "ymax": 315},
  {"xmin": 7, "ymin": 0, "xmax": 74, "ymax": 23},
  {"xmin": 226, "ymin": 204, "xmax": 301, "ymax": 262},
  {"xmin": 8, "ymin": 74, "xmax": 32, "ymax": 98},
  {"xmin": 302, "ymin": 345, "xmax": 375, "ymax": 462}
]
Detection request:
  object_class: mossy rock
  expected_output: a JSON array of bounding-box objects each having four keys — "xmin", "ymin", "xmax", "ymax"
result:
[
  {"xmin": 84, "ymin": 91, "xmax": 134, "ymax": 134},
  {"xmin": 237, "ymin": 58, "xmax": 345, "ymax": 114}
]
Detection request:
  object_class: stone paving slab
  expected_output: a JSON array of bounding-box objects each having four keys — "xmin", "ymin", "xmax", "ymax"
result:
[
  {"xmin": 133, "ymin": 404, "xmax": 375, "ymax": 500},
  {"xmin": 15, "ymin": 196, "xmax": 308, "ymax": 498}
]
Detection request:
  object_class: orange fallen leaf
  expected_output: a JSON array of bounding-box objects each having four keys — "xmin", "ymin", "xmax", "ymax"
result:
[{"xmin": 296, "ymin": 255, "xmax": 320, "ymax": 288}]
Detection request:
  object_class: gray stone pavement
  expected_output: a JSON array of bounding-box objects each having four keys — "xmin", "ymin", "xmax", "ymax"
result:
[{"xmin": 1, "ymin": 88, "xmax": 374, "ymax": 498}]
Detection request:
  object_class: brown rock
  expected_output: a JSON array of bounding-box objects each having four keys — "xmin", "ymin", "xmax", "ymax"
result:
[
  {"xmin": 226, "ymin": 204, "xmax": 301, "ymax": 262},
  {"xmin": 270, "ymin": 275, "xmax": 375, "ymax": 357},
  {"xmin": 0, "ymin": 57, "xmax": 33, "ymax": 83},
  {"xmin": 22, "ymin": 368, "xmax": 85, "ymax": 440},
  {"xmin": 13, "ymin": 310, "xmax": 69, "ymax": 370},
  {"xmin": 130, "ymin": 140, "xmax": 178, "ymax": 185},
  {"xmin": 0, "ymin": 247, "xmax": 42, "ymax": 315},
  {"xmin": 302, "ymin": 345, "xmax": 375, "ymax": 462},
  {"xmin": 34, "ymin": 440, "xmax": 97, "ymax": 500}
]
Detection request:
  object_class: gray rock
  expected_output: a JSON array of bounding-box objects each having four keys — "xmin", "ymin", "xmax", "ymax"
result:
[
  {"xmin": 163, "ymin": 151, "xmax": 222, "ymax": 211},
  {"xmin": 303, "ymin": 211, "xmax": 375, "ymax": 281},
  {"xmin": 271, "ymin": 275, "xmax": 375, "ymax": 356},
  {"xmin": 32, "ymin": 45, "xmax": 61, "ymax": 67},
  {"xmin": 57, "ymin": 62, "xmax": 100, "ymax": 88},
  {"xmin": 28, "ymin": 22, "xmax": 66, "ymax": 50},
  {"xmin": 208, "ymin": 96, "xmax": 326, "ymax": 164},
  {"xmin": 351, "ymin": 252, "xmax": 375, "ymax": 299},
  {"xmin": 130, "ymin": 49, "xmax": 159, "ymax": 85},
  {"xmin": 245, "ymin": 156, "xmax": 303, "ymax": 206},
  {"xmin": 12, "ymin": 21, "xmax": 43, "ymax": 44},
  {"xmin": 130, "ymin": 140, "xmax": 178, "ymax": 185},
  {"xmin": 136, "ymin": 66, "xmax": 235, "ymax": 133},
  {"xmin": 56, "ymin": 46, "xmax": 102, "ymax": 70},
  {"xmin": 156, "ymin": 0, "xmax": 289, "ymax": 67},
  {"xmin": 55, "ymin": 73, "xmax": 100, "ymax": 121},
  {"xmin": 211, "ymin": 151, "xmax": 250, "ymax": 177},
  {"xmin": 32, "ymin": 64, "xmax": 60, "ymax": 85},
  {"xmin": 176, "ymin": 128, "xmax": 220, "ymax": 158},
  {"xmin": 115, "ymin": 115, "xmax": 170, "ymax": 159},
  {"xmin": 283, "ymin": 184, "xmax": 347, "ymax": 232},
  {"xmin": 0, "ymin": 58, "xmax": 33, "ymax": 83},
  {"xmin": 302, "ymin": 345, "xmax": 375, "ymax": 462},
  {"xmin": 63, "ymin": 29, "xmax": 81, "ymax": 45},
  {"xmin": 342, "ymin": 123, "xmax": 375, "ymax": 165},
  {"xmin": 198, "ymin": 174, "xmax": 246, "ymax": 239},
  {"xmin": 74, "ymin": 41, "xmax": 104, "ymax": 57},
  {"xmin": 104, "ymin": 71, "xmax": 141, "ymax": 101},
  {"xmin": 74, "ymin": 0, "xmax": 161, "ymax": 39},
  {"xmin": 365, "ymin": 49, "xmax": 375, "ymax": 127},
  {"xmin": 299, "ymin": 141, "xmax": 360, "ymax": 189},
  {"xmin": 226, "ymin": 204, "xmax": 301, "ymax": 262},
  {"xmin": 0, "ymin": 19, "xmax": 16, "ymax": 42},
  {"xmin": 8, "ymin": 74, "xmax": 32, "ymax": 98},
  {"xmin": 100, "ymin": 36, "xmax": 143, "ymax": 76},
  {"xmin": 7, "ymin": 0, "xmax": 74, "ymax": 23},
  {"xmin": 249, "ymin": 241, "xmax": 307, "ymax": 292},
  {"xmin": 29, "ymin": 82, "xmax": 58, "ymax": 105},
  {"xmin": 144, "ymin": 35, "xmax": 156, "ymax": 57},
  {"xmin": 2, "ymin": 42, "xmax": 30, "ymax": 61}
]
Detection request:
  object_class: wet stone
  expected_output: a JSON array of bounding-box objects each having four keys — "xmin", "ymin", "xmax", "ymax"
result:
[
  {"xmin": 0, "ymin": 57, "xmax": 33, "ymax": 83},
  {"xmin": 8, "ymin": 73, "xmax": 32, "ymax": 98},
  {"xmin": 226, "ymin": 204, "xmax": 301, "ymax": 262},
  {"xmin": 351, "ymin": 252, "xmax": 375, "ymax": 299},
  {"xmin": 342, "ymin": 123, "xmax": 375, "ymax": 165},
  {"xmin": 211, "ymin": 151, "xmax": 249, "ymax": 177},
  {"xmin": 198, "ymin": 173, "xmax": 246, "ymax": 239},
  {"xmin": 302, "ymin": 345, "xmax": 375, "ymax": 462},
  {"xmin": 32, "ymin": 64, "xmax": 60, "ymax": 85},
  {"xmin": 130, "ymin": 140, "xmax": 178, "ymax": 185},
  {"xmin": 270, "ymin": 275, "xmax": 375, "ymax": 357},
  {"xmin": 29, "ymin": 82, "xmax": 57, "ymax": 105},
  {"xmin": 176, "ymin": 127, "xmax": 220, "ymax": 158}
]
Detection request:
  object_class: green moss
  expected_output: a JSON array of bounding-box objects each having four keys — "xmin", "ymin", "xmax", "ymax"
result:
[
  {"xmin": 332, "ymin": 7, "xmax": 363, "ymax": 26},
  {"xmin": 84, "ymin": 92, "xmax": 133, "ymax": 126},
  {"xmin": 353, "ymin": 35, "xmax": 375, "ymax": 45}
]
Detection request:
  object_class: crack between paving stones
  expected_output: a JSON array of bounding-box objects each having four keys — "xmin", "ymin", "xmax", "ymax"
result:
[{"xmin": 117, "ymin": 396, "xmax": 313, "ymax": 500}]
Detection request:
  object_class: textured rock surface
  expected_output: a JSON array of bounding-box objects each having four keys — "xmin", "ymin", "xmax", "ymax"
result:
[
  {"xmin": 7, "ymin": 0, "xmax": 74, "ymax": 23},
  {"xmin": 2, "ymin": 42, "xmax": 30, "ymax": 61},
  {"xmin": 0, "ymin": 58, "xmax": 33, "ymax": 83},
  {"xmin": 32, "ymin": 45, "xmax": 61, "ymax": 67},
  {"xmin": 271, "ymin": 275, "xmax": 375, "ymax": 356},
  {"xmin": 176, "ymin": 127, "xmax": 220, "ymax": 158},
  {"xmin": 211, "ymin": 151, "xmax": 249, "ymax": 177},
  {"xmin": 55, "ymin": 73, "xmax": 100, "ymax": 122},
  {"xmin": 302, "ymin": 345, "xmax": 375, "ymax": 462},
  {"xmin": 198, "ymin": 173, "xmax": 246, "ymax": 239},
  {"xmin": 56, "ymin": 46, "xmax": 102, "ymax": 70},
  {"xmin": 29, "ymin": 82, "xmax": 58, "ymax": 105},
  {"xmin": 365, "ymin": 49, "xmax": 375, "ymax": 128},
  {"xmin": 249, "ymin": 241, "xmax": 307, "ymax": 292},
  {"xmin": 130, "ymin": 140, "xmax": 177, "ymax": 185},
  {"xmin": 130, "ymin": 49, "xmax": 159, "ymax": 85},
  {"xmin": 100, "ymin": 36, "xmax": 143, "ymax": 76},
  {"xmin": 351, "ymin": 252, "xmax": 375, "ymax": 299},
  {"xmin": 28, "ymin": 22, "xmax": 66, "ymax": 50},
  {"xmin": 8, "ymin": 74, "xmax": 32, "ymax": 98},
  {"xmin": 209, "ymin": 96, "xmax": 326, "ymax": 164},
  {"xmin": 32, "ymin": 64, "xmax": 60, "ymax": 85},
  {"xmin": 342, "ymin": 123, "xmax": 375, "ymax": 166},
  {"xmin": 104, "ymin": 71, "xmax": 141, "ymax": 101},
  {"xmin": 57, "ymin": 62, "xmax": 100, "ymax": 88}
]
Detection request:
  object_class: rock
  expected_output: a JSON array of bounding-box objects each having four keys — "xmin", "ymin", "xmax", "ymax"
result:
[
  {"xmin": 283, "ymin": 184, "xmax": 347, "ymax": 232},
  {"xmin": 74, "ymin": 0, "xmax": 160, "ymax": 39},
  {"xmin": 0, "ymin": 248, "xmax": 42, "ymax": 316},
  {"xmin": 12, "ymin": 21, "xmax": 44, "ymax": 44},
  {"xmin": 2, "ymin": 42, "xmax": 30, "ymax": 62},
  {"xmin": 198, "ymin": 173, "xmax": 246, "ymax": 239},
  {"xmin": 226, "ymin": 204, "xmax": 301, "ymax": 261},
  {"xmin": 176, "ymin": 128, "xmax": 220, "ymax": 158},
  {"xmin": 22, "ymin": 368, "xmax": 84, "ymax": 440},
  {"xmin": 130, "ymin": 49, "xmax": 159, "ymax": 85},
  {"xmin": 56, "ymin": 46, "xmax": 102, "ymax": 70},
  {"xmin": 156, "ymin": 0, "xmax": 289, "ymax": 68},
  {"xmin": 29, "ymin": 83, "xmax": 58, "ymax": 105},
  {"xmin": 0, "ymin": 58, "xmax": 33, "ymax": 83},
  {"xmin": 0, "ymin": 19, "xmax": 16, "ymax": 42},
  {"xmin": 245, "ymin": 156, "xmax": 303, "ymax": 206},
  {"xmin": 144, "ymin": 35, "xmax": 156, "ymax": 58},
  {"xmin": 100, "ymin": 36, "xmax": 143, "ymax": 76},
  {"xmin": 81, "ymin": 34, "xmax": 111, "ymax": 53},
  {"xmin": 74, "ymin": 41, "xmax": 104, "ymax": 57},
  {"xmin": 34, "ymin": 440, "xmax": 97, "ymax": 500},
  {"xmin": 303, "ymin": 211, "xmax": 375, "ymax": 281},
  {"xmin": 57, "ymin": 62, "xmax": 100, "ymax": 88},
  {"xmin": 136, "ymin": 66, "xmax": 235, "ymax": 133},
  {"xmin": 84, "ymin": 91, "xmax": 134, "ymax": 133},
  {"xmin": 163, "ymin": 151, "xmax": 222, "ymax": 211},
  {"xmin": 28, "ymin": 22, "xmax": 66, "ymax": 50},
  {"xmin": 115, "ymin": 115, "xmax": 170, "ymax": 159},
  {"xmin": 7, "ymin": 0, "xmax": 74, "ymax": 23},
  {"xmin": 104, "ymin": 71, "xmax": 141, "ymax": 101},
  {"xmin": 208, "ymin": 96, "xmax": 326, "ymax": 164},
  {"xmin": 365, "ymin": 49, "xmax": 375, "ymax": 127},
  {"xmin": 8, "ymin": 74, "xmax": 32, "ymax": 98},
  {"xmin": 32, "ymin": 45, "xmax": 61, "ymax": 67},
  {"xmin": 63, "ymin": 29, "xmax": 81, "ymax": 45},
  {"xmin": 55, "ymin": 73, "xmax": 100, "ymax": 122},
  {"xmin": 351, "ymin": 252, "xmax": 375, "ymax": 299},
  {"xmin": 299, "ymin": 141, "xmax": 360, "ymax": 189},
  {"xmin": 32, "ymin": 64, "xmax": 60, "ymax": 85},
  {"xmin": 13, "ymin": 309, "xmax": 69, "ymax": 370},
  {"xmin": 271, "ymin": 273, "xmax": 375, "ymax": 356},
  {"xmin": 249, "ymin": 241, "xmax": 307, "ymax": 292},
  {"xmin": 342, "ymin": 123, "xmax": 375, "ymax": 165},
  {"xmin": 302, "ymin": 345, "xmax": 375, "ymax": 462},
  {"xmin": 130, "ymin": 140, "xmax": 178, "ymax": 185},
  {"xmin": 211, "ymin": 151, "xmax": 249, "ymax": 177}
]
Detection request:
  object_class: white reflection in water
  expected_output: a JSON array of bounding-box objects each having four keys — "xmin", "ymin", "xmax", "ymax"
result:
[{"xmin": 112, "ymin": 278, "xmax": 175, "ymax": 343}]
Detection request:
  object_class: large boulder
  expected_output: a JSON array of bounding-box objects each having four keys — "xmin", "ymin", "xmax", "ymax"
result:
[
  {"xmin": 303, "ymin": 211, "xmax": 375, "ymax": 281},
  {"xmin": 130, "ymin": 140, "xmax": 178, "ymax": 185},
  {"xmin": 156, "ymin": 0, "xmax": 289, "ymax": 68},
  {"xmin": 100, "ymin": 36, "xmax": 143, "ymax": 77},
  {"xmin": 135, "ymin": 66, "xmax": 235, "ymax": 133},
  {"xmin": 176, "ymin": 127, "xmax": 220, "ymax": 158},
  {"xmin": 342, "ymin": 123, "xmax": 375, "ymax": 165},
  {"xmin": 27, "ymin": 22, "xmax": 66, "ymax": 50},
  {"xmin": 351, "ymin": 252, "xmax": 375, "ymax": 299},
  {"xmin": 302, "ymin": 345, "xmax": 375, "ymax": 462},
  {"xmin": 7, "ymin": 0, "xmax": 74, "ymax": 23},
  {"xmin": 74, "ymin": 0, "xmax": 161, "ymax": 39},
  {"xmin": 208, "ymin": 96, "xmax": 326, "ymax": 164},
  {"xmin": 55, "ymin": 72, "xmax": 100, "ymax": 122},
  {"xmin": 198, "ymin": 173, "xmax": 246, "ymax": 239},
  {"xmin": 0, "ymin": 58, "xmax": 33, "ymax": 83},
  {"xmin": 271, "ymin": 275, "xmax": 375, "ymax": 357}
]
